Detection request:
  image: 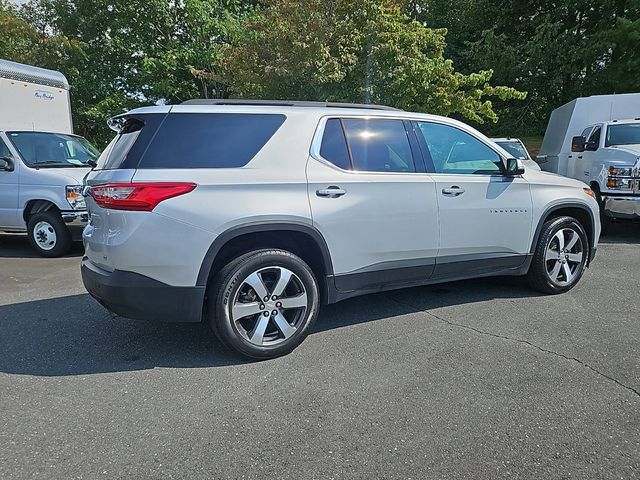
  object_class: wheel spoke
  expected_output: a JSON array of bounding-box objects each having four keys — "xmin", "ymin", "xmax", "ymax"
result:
[
  {"xmin": 565, "ymin": 230, "xmax": 579, "ymax": 250},
  {"xmin": 549, "ymin": 260, "xmax": 562, "ymax": 280},
  {"xmin": 562, "ymin": 262, "xmax": 574, "ymax": 282},
  {"xmin": 271, "ymin": 268, "xmax": 293, "ymax": 297},
  {"xmin": 553, "ymin": 231, "xmax": 565, "ymax": 251},
  {"xmin": 566, "ymin": 252, "xmax": 583, "ymax": 263},
  {"xmin": 248, "ymin": 315, "xmax": 270, "ymax": 345},
  {"xmin": 244, "ymin": 271, "xmax": 270, "ymax": 300},
  {"xmin": 279, "ymin": 292, "xmax": 307, "ymax": 310},
  {"xmin": 272, "ymin": 311, "xmax": 296, "ymax": 339},
  {"xmin": 545, "ymin": 247, "xmax": 558, "ymax": 262},
  {"xmin": 232, "ymin": 301, "xmax": 262, "ymax": 321}
]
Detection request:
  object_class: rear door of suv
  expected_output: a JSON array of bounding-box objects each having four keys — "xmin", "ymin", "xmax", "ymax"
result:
[{"xmin": 307, "ymin": 116, "xmax": 439, "ymax": 293}]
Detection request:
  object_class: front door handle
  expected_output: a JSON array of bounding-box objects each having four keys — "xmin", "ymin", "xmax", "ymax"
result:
[
  {"xmin": 316, "ymin": 186, "xmax": 346, "ymax": 198},
  {"xmin": 442, "ymin": 186, "xmax": 465, "ymax": 197}
]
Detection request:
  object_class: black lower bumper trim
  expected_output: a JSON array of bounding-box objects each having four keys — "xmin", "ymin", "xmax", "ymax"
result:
[{"xmin": 81, "ymin": 258, "xmax": 205, "ymax": 323}]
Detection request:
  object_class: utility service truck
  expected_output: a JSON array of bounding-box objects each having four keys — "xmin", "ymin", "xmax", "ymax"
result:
[
  {"xmin": 0, "ymin": 59, "xmax": 99, "ymax": 256},
  {"xmin": 537, "ymin": 93, "xmax": 640, "ymax": 231}
]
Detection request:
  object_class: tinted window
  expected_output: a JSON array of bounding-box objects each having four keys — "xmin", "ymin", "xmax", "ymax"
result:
[
  {"xmin": 138, "ymin": 113, "xmax": 285, "ymax": 169},
  {"xmin": 0, "ymin": 139, "xmax": 10, "ymax": 158},
  {"xmin": 320, "ymin": 119, "xmax": 351, "ymax": 169},
  {"xmin": 588, "ymin": 126, "xmax": 601, "ymax": 146},
  {"xmin": 342, "ymin": 119, "xmax": 414, "ymax": 173},
  {"xmin": 417, "ymin": 122, "xmax": 502, "ymax": 174},
  {"xmin": 98, "ymin": 114, "xmax": 166, "ymax": 170}
]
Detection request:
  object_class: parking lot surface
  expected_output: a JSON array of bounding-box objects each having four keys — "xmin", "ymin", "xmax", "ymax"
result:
[{"xmin": 1, "ymin": 226, "xmax": 639, "ymax": 479}]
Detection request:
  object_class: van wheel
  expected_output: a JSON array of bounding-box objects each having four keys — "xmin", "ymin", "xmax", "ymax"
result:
[
  {"xmin": 527, "ymin": 216, "xmax": 589, "ymax": 294},
  {"xmin": 27, "ymin": 211, "xmax": 72, "ymax": 257},
  {"xmin": 207, "ymin": 249, "xmax": 320, "ymax": 359}
]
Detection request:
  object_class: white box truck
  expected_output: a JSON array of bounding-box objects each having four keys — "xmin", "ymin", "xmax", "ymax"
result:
[
  {"xmin": 0, "ymin": 59, "xmax": 99, "ymax": 256},
  {"xmin": 537, "ymin": 93, "xmax": 640, "ymax": 231}
]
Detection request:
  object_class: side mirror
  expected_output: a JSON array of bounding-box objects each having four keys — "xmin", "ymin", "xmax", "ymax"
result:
[
  {"xmin": 571, "ymin": 136, "xmax": 586, "ymax": 152},
  {"xmin": 505, "ymin": 157, "xmax": 525, "ymax": 176},
  {"xmin": 0, "ymin": 156, "xmax": 14, "ymax": 172}
]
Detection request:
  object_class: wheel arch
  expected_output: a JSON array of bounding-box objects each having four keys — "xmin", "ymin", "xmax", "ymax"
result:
[
  {"xmin": 23, "ymin": 199, "xmax": 60, "ymax": 223},
  {"xmin": 197, "ymin": 222, "xmax": 334, "ymax": 300},
  {"xmin": 530, "ymin": 203, "xmax": 596, "ymax": 264}
]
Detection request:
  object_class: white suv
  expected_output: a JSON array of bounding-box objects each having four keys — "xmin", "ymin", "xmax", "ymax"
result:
[{"xmin": 81, "ymin": 100, "xmax": 600, "ymax": 358}]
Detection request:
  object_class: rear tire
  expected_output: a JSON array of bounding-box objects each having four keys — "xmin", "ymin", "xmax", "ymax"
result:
[
  {"xmin": 207, "ymin": 249, "xmax": 320, "ymax": 359},
  {"xmin": 527, "ymin": 216, "xmax": 589, "ymax": 294},
  {"xmin": 26, "ymin": 211, "xmax": 72, "ymax": 257}
]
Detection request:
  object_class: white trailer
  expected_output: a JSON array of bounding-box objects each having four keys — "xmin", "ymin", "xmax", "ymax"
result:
[
  {"xmin": 0, "ymin": 59, "xmax": 73, "ymax": 133},
  {"xmin": 537, "ymin": 93, "xmax": 640, "ymax": 230}
]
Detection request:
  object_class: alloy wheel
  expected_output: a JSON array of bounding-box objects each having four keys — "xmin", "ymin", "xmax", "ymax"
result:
[
  {"xmin": 545, "ymin": 227, "xmax": 584, "ymax": 286},
  {"xmin": 231, "ymin": 266, "xmax": 308, "ymax": 346}
]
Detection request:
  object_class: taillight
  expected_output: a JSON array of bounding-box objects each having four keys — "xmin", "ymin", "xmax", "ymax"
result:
[{"xmin": 89, "ymin": 182, "xmax": 196, "ymax": 211}]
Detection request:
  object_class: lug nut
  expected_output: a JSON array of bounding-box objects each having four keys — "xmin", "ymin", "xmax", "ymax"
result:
[
  {"xmin": 259, "ymin": 304, "xmax": 265, "ymax": 310},
  {"xmin": 272, "ymin": 295, "xmax": 277, "ymax": 300},
  {"xmin": 263, "ymin": 311, "xmax": 270, "ymax": 317},
  {"xmin": 272, "ymin": 310, "xmax": 278, "ymax": 316},
  {"xmin": 264, "ymin": 296, "xmax": 269, "ymax": 302},
  {"xmin": 276, "ymin": 302, "xmax": 282, "ymax": 308}
]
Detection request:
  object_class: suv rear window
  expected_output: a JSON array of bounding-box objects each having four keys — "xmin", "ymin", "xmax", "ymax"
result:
[{"xmin": 139, "ymin": 113, "xmax": 285, "ymax": 169}]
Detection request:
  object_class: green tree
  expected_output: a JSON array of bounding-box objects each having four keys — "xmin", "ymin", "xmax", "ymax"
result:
[{"xmin": 223, "ymin": 0, "xmax": 525, "ymax": 123}]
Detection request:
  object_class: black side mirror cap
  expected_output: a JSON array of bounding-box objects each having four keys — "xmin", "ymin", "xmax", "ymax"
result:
[
  {"xmin": 571, "ymin": 136, "xmax": 586, "ymax": 152},
  {"xmin": 0, "ymin": 156, "xmax": 14, "ymax": 172},
  {"xmin": 505, "ymin": 157, "xmax": 525, "ymax": 176}
]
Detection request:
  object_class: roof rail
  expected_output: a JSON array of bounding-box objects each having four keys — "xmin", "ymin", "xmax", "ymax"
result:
[{"xmin": 180, "ymin": 99, "xmax": 401, "ymax": 111}]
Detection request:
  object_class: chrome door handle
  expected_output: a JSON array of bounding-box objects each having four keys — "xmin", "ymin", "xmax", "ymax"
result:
[
  {"xmin": 442, "ymin": 186, "xmax": 465, "ymax": 197},
  {"xmin": 316, "ymin": 186, "xmax": 346, "ymax": 198}
]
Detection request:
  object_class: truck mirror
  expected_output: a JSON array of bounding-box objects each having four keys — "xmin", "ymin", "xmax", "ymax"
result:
[
  {"xmin": 0, "ymin": 156, "xmax": 14, "ymax": 172},
  {"xmin": 505, "ymin": 157, "xmax": 525, "ymax": 176},
  {"xmin": 571, "ymin": 136, "xmax": 586, "ymax": 152}
]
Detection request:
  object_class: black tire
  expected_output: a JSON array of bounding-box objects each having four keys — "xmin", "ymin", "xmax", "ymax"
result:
[
  {"xmin": 527, "ymin": 216, "xmax": 589, "ymax": 294},
  {"xmin": 26, "ymin": 211, "xmax": 72, "ymax": 258},
  {"xmin": 207, "ymin": 249, "xmax": 320, "ymax": 359},
  {"xmin": 594, "ymin": 189, "xmax": 611, "ymax": 236}
]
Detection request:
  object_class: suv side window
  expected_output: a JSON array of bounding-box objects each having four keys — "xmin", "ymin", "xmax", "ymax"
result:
[
  {"xmin": 416, "ymin": 122, "xmax": 502, "ymax": 175},
  {"xmin": 341, "ymin": 118, "xmax": 415, "ymax": 173},
  {"xmin": 320, "ymin": 119, "xmax": 351, "ymax": 170},
  {"xmin": 138, "ymin": 113, "xmax": 286, "ymax": 169}
]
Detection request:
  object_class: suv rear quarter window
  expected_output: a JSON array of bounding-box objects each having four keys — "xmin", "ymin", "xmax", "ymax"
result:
[{"xmin": 138, "ymin": 113, "xmax": 285, "ymax": 169}]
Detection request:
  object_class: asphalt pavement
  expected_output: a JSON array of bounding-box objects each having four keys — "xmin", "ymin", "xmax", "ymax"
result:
[{"xmin": 1, "ymin": 226, "xmax": 639, "ymax": 479}]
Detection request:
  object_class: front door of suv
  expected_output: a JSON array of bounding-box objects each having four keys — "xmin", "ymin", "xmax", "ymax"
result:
[
  {"xmin": 307, "ymin": 117, "xmax": 439, "ymax": 293},
  {"xmin": 413, "ymin": 121, "xmax": 533, "ymax": 279}
]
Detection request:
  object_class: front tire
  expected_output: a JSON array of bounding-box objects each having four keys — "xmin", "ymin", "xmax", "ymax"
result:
[
  {"xmin": 207, "ymin": 249, "xmax": 320, "ymax": 359},
  {"xmin": 527, "ymin": 216, "xmax": 589, "ymax": 294},
  {"xmin": 26, "ymin": 211, "xmax": 72, "ymax": 257}
]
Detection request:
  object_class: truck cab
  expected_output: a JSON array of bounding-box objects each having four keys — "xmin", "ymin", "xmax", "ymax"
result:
[
  {"xmin": 0, "ymin": 59, "xmax": 98, "ymax": 256},
  {"xmin": 569, "ymin": 120, "xmax": 640, "ymax": 228}
]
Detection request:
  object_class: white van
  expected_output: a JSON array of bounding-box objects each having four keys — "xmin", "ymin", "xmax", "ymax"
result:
[
  {"xmin": 0, "ymin": 59, "xmax": 99, "ymax": 256},
  {"xmin": 537, "ymin": 93, "xmax": 640, "ymax": 230}
]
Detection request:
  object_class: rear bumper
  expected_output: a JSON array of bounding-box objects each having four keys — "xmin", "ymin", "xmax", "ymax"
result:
[
  {"xmin": 81, "ymin": 257, "xmax": 205, "ymax": 323},
  {"xmin": 603, "ymin": 195, "xmax": 640, "ymax": 219}
]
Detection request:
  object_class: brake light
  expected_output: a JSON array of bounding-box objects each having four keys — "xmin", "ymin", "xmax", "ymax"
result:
[{"xmin": 89, "ymin": 182, "xmax": 196, "ymax": 211}]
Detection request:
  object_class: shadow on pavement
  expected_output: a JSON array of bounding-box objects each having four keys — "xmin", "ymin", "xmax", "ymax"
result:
[
  {"xmin": 599, "ymin": 222, "xmax": 640, "ymax": 244},
  {"xmin": 0, "ymin": 233, "xmax": 84, "ymax": 258},
  {"xmin": 0, "ymin": 276, "xmax": 539, "ymax": 377}
]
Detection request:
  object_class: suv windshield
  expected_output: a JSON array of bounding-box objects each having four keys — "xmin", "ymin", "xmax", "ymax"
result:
[
  {"xmin": 7, "ymin": 131, "xmax": 99, "ymax": 168},
  {"xmin": 495, "ymin": 140, "xmax": 530, "ymax": 160},
  {"xmin": 605, "ymin": 123, "xmax": 640, "ymax": 147}
]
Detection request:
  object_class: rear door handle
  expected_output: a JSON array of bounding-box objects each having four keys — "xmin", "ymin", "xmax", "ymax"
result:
[
  {"xmin": 442, "ymin": 186, "xmax": 465, "ymax": 197},
  {"xmin": 316, "ymin": 186, "xmax": 346, "ymax": 198}
]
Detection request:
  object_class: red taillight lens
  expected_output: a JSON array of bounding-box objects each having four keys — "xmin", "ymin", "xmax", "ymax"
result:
[{"xmin": 89, "ymin": 182, "xmax": 197, "ymax": 211}]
